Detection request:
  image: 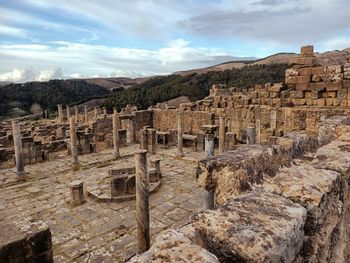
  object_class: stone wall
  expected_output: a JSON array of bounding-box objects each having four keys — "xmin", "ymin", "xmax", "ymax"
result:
[{"xmin": 130, "ymin": 116, "xmax": 350, "ymax": 262}]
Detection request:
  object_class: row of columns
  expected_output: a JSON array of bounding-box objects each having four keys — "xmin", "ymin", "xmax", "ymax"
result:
[{"xmin": 58, "ymin": 104, "xmax": 109, "ymax": 124}]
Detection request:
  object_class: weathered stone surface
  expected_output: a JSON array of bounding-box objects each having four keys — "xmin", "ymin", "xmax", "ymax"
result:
[
  {"xmin": 318, "ymin": 116, "xmax": 350, "ymax": 145},
  {"xmin": 129, "ymin": 229, "xmax": 219, "ymax": 263},
  {"xmin": 262, "ymin": 164, "xmax": 341, "ymax": 262},
  {"xmin": 190, "ymin": 192, "xmax": 306, "ymax": 263}
]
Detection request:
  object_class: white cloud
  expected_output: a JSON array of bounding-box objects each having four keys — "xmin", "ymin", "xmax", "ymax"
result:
[
  {"xmin": 0, "ymin": 67, "xmax": 62, "ymax": 83},
  {"xmin": 0, "ymin": 40, "xmax": 243, "ymax": 82}
]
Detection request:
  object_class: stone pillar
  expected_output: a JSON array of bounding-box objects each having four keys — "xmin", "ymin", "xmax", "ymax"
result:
[
  {"xmin": 74, "ymin": 105, "xmax": 78, "ymax": 118},
  {"xmin": 12, "ymin": 121, "xmax": 26, "ymax": 181},
  {"xmin": 203, "ymin": 125, "xmax": 217, "ymax": 210},
  {"xmin": 135, "ymin": 149, "xmax": 150, "ymax": 253},
  {"xmin": 140, "ymin": 128, "xmax": 148, "ymax": 150},
  {"xmin": 284, "ymin": 108, "xmax": 292, "ymax": 134},
  {"xmin": 255, "ymin": 119, "xmax": 261, "ymax": 143},
  {"xmin": 246, "ymin": 127, "xmax": 256, "ymax": 145},
  {"xmin": 69, "ymin": 117, "xmax": 79, "ymax": 170},
  {"xmin": 129, "ymin": 118, "xmax": 135, "ymax": 143},
  {"xmin": 148, "ymin": 128, "xmax": 157, "ymax": 155},
  {"xmin": 66, "ymin": 105, "xmax": 70, "ymax": 121},
  {"xmin": 103, "ymin": 107, "xmax": 107, "ymax": 116},
  {"xmin": 112, "ymin": 110, "xmax": 120, "ymax": 158},
  {"xmin": 57, "ymin": 104, "xmax": 63, "ymax": 124},
  {"xmin": 177, "ymin": 110, "xmax": 184, "ymax": 157},
  {"xmin": 271, "ymin": 108, "xmax": 277, "ymax": 129},
  {"xmin": 84, "ymin": 106, "xmax": 88, "ymax": 123},
  {"xmin": 150, "ymin": 158, "xmax": 162, "ymax": 179},
  {"xmin": 218, "ymin": 116, "xmax": 225, "ymax": 154},
  {"xmin": 209, "ymin": 112, "xmax": 216, "ymax": 125},
  {"xmin": 69, "ymin": 180, "xmax": 85, "ymax": 206},
  {"xmin": 94, "ymin": 106, "xmax": 98, "ymax": 119}
]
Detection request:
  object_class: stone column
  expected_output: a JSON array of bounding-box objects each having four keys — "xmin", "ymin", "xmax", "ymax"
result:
[
  {"xmin": 69, "ymin": 117, "xmax": 79, "ymax": 170},
  {"xmin": 177, "ymin": 110, "xmax": 184, "ymax": 157},
  {"xmin": 69, "ymin": 180, "xmax": 85, "ymax": 206},
  {"xmin": 209, "ymin": 112, "xmax": 216, "ymax": 125},
  {"xmin": 255, "ymin": 119, "xmax": 261, "ymax": 143},
  {"xmin": 103, "ymin": 107, "xmax": 107, "ymax": 116},
  {"xmin": 84, "ymin": 106, "xmax": 88, "ymax": 123},
  {"xmin": 203, "ymin": 125, "xmax": 217, "ymax": 210},
  {"xmin": 74, "ymin": 105, "xmax": 78, "ymax": 118},
  {"xmin": 271, "ymin": 109, "xmax": 277, "ymax": 129},
  {"xmin": 148, "ymin": 128, "xmax": 157, "ymax": 155},
  {"xmin": 129, "ymin": 118, "xmax": 135, "ymax": 143},
  {"xmin": 284, "ymin": 108, "xmax": 292, "ymax": 134},
  {"xmin": 246, "ymin": 127, "xmax": 256, "ymax": 145},
  {"xmin": 135, "ymin": 149, "xmax": 150, "ymax": 253},
  {"xmin": 94, "ymin": 106, "xmax": 98, "ymax": 120},
  {"xmin": 12, "ymin": 121, "xmax": 26, "ymax": 181},
  {"xmin": 66, "ymin": 105, "xmax": 70, "ymax": 121},
  {"xmin": 140, "ymin": 128, "xmax": 148, "ymax": 150},
  {"xmin": 218, "ymin": 116, "xmax": 225, "ymax": 154},
  {"xmin": 112, "ymin": 110, "xmax": 120, "ymax": 158},
  {"xmin": 57, "ymin": 104, "xmax": 63, "ymax": 124}
]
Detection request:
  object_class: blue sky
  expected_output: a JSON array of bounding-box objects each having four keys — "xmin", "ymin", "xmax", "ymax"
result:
[{"xmin": 0, "ymin": 0, "xmax": 349, "ymax": 82}]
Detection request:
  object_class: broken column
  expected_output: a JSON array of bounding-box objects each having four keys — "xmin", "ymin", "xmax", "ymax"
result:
[
  {"xmin": 246, "ymin": 127, "xmax": 256, "ymax": 145},
  {"xmin": 57, "ymin": 104, "xmax": 63, "ymax": 124},
  {"xmin": 219, "ymin": 116, "xmax": 225, "ymax": 154},
  {"xmin": 84, "ymin": 106, "xmax": 88, "ymax": 123},
  {"xmin": 94, "ymin": 106, "xmax": 98, "ymax": 119},
  {"xmin": 271, "ymin": 108, "xmax": 277, "ymax": 129},
  {"xmin": 140, "ymin": 128, "xmax": 148, "ymax": 150},
  {"xmin": 112, "ymin": 110, "xmax": 120, "ymax": 158},
  {"xmin": 12, "ymin": 121, "xmax": 26, "ymax": 181},
  {"xmin": 135, "ymin": 149, "xmax": 150, "ymax": 253},
  {"xmin": 66, "ymin": 105, "xmax": 70, "ymax": 121},
  {"xmin": 150, "ymin": 158, "xmax": 162, "ymax": 179},
  {"xmin": 148, "ymin": 128, "xmax": 157, "ymax": 155},
  {"xmin": 177, "ymin": 110, "xmax": 184, "ymax": 157},
  {"xmin": 129, "ymin": 118, "xmax": 135, "ymax": 143},
  {"xmin": 69, "ymin": 117, "xmax": 79, "ymax": 170},
  {"xmin": 74, "ymin": 105, "xmax": 78, "ymax": 118},
  {"xmin": 202, "ymin": 124, "xmax": 217, "ymax": 210},
  {"xmin": 69, "ymin": 180, "xmax": 85, "ymax": 206}
]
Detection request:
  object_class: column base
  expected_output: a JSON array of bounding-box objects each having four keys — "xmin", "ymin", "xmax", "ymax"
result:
[
  {"xmin": 72, "ymin": 161, "xmax": 80, "ymax": 171},
  {"xmin": 17, "ymin": 172, "xmax": 26, "ymax": 182}
]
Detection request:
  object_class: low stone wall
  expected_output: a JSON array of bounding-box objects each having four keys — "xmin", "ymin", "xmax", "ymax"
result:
[{"xmin": 0, "ymin": 220, "xmax": 53, "ymax": 262}]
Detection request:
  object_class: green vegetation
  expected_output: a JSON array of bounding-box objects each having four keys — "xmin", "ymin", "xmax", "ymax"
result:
[
  {"xmin": 103, "ymin": 63, "xmax": 288, "ymax": 111},
  {"xmin": 0, "ymin": 79, "xmax": 109, "ymax": 117}
]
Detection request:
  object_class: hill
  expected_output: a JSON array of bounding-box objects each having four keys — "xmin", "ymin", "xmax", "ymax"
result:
[
  {"xmin": 103, "ymin": 63, "xmax": 289, "ymax": 111},
  {"xmin": 0, "ymin": 79, "xmax": 110, "ymax": 118},
  {"xmin": 83, "ymin": 77, "xmax": 150, "ymax": 91},
  {"xmin": 176, "ymin": 48, "xmax": 350, "ymax": 75}
]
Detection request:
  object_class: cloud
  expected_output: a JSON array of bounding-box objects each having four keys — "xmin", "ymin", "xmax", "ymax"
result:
[
  {"xmin": 0, "ymin": 40, "xmax": 248, "ymax": 82},
  {"xmin": 0, "ymin": 67, "xmax": 63, "ymax": 83}
]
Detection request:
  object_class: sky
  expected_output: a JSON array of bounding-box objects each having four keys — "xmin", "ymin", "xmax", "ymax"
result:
[{"xmin": 0, "ymin": 0, "xmax": 349, "ymax": 83}]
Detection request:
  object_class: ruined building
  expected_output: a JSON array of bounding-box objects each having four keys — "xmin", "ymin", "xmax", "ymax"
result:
[{"xmin": 1, "ymin": 45, "xmax": 350, "ymax": 262}]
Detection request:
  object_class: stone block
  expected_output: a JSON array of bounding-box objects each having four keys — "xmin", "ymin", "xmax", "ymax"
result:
[
  {"xmin": 316, "ymin": 98, "xmax": 325, "ymax": 107},
  {"xmin": 290, "ymin": 90, "xmax": 304, "ymax": 99},
  {"xmin": 308, "ymin": 82, "xmax": 326, "ymax": 92},
  {"xmin": 326, "ymin": 65, "xmax": 343, "ymax": 74},
  {"xmin": 295, "ymin": 83, "xmax": 309, "ymax": 91},
  {"xmin": 301, "ymin": 45, "xmax": 314, "ymax": 56},
  {"xmin": 322, "ymin": 91, "xmax": 337, "ymax": 98},
  {"xmin": 69, "ymin": 180, "xmax": 85, "ymax": 206},
  {"xmin": 129, "ymin": 229, "xmax": 219, "ymax": 263},
  {"xmin": 294, "ymin": 99, "xmax": 306, "ymax": 106},
  {"xmin": 285, "ymin": 68, "xmax": 299, "ymax": 77},
  {"xmin": 191, "ymin": 192, "xmax": 306, "ymax": 263},
  {"xmin": 311, "ymin": 66, "xmax": 326, "ymax": 75},
  {"xmin": 325, "ymin": 98, "xmax": 334, "ymax": 106},
  {"xmin": 338, "ymin": 89, "xmax": 348, "ymax": 99}
]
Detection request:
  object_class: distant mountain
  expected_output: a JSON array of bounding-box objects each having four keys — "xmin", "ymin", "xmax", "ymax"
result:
[
  {"xmin": 0, "ymin": 81, "xmax": 11, "ymax": 86},
  {"xmin": 176, "ymin": 48, "xmax": 350, "ymax": 75}
]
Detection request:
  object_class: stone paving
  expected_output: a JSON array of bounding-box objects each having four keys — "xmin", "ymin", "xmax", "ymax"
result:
[{"xmin": 0, "ymin": 144, "xmax": 205, "ymax": 262}]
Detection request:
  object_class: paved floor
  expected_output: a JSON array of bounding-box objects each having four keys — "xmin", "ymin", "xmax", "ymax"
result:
[{"xmin": 0, "ymin": 144, "xmax": 205, "ymax": 262}]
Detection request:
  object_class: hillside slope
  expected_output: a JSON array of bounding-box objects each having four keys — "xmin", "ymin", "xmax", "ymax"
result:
[{"xmin": 176, "ymin": 48, "xmax": 350, "ymax": 76}]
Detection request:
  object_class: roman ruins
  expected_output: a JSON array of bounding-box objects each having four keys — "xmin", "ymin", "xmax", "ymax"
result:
[{"xmin": 1, "ymin": 45, "xmax": 350, "ymax": 262}]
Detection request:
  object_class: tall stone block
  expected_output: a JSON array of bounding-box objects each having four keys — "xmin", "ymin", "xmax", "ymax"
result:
[
  {"xmin": 246, "ymin": 127, "xmax": 256, "ymax": 145},
  {"xmin": 112, "ymin": 110, "xmax": 120, "ymax": 158},
  {"xmin": 69, "ymin": 180, "xmax": 85, "ymax": 206},
  {"xmin": 219, "ymin": 116, "xmax": 225, "ymax": 154},
  {"xmin": 177, "ymin": 110, "xmax": 184, "ymax": 157},
  {"xmin": 69, "ymin": 117, "xmax": 79, "ymax": 170},
  {"xmin": 74, "ymin": 105, "xmax": 78, "ymax": 118},
  {"xmin": 12, "ymin": 121, "xmax": 26, "ymax": 181},
  {"xmin": 148, "ymin": 128, "xmax": 157, "ymax": 155},
  {"xmin": 57, "ymin": 104, "xmax": 63, "ymax": 124}
]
